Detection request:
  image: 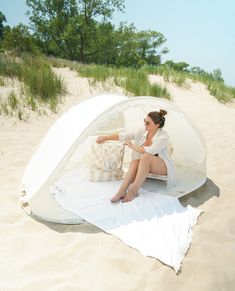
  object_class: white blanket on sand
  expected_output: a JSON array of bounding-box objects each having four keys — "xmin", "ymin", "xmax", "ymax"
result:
[{"xmin": 52, "ymin": 168, "xmax": 202, "ymax": 272}]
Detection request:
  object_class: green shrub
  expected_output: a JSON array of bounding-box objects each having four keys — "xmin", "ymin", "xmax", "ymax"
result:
[
  {"xmin": 149, "ymin": 83, "xmax": 170, "ymax": 99},
  {"xmin": 8, "ymin": 91, "xmax": 18, "ymax": 110},
  {"xmin": 190, "ymin": 73, "xmax": 235, "ymax": 102},
  {"xmin": 75, "ymin": 64, "xmax": 170, "ymax": 99},
  {"xmin": 0, "ymin": 77, "xmax": 4, "ymax": 86},
  {"xmin": 0, "ymin": 53, "xmax": 66, "ymax": 117},
  {"xmin": 148, "ymin": 65, "xmax": 187, "ymax": 87}
]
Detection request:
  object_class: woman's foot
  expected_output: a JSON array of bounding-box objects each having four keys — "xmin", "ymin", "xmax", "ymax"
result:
[
  {"xmin": 122, "ymin": 191, "xmax": 138, "ymax": 203},
  {"xmin": 111, "ymin": 192, "xmax": 126, "ymax": 202}
]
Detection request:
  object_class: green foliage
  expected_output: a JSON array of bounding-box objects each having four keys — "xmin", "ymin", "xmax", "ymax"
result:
[
  {"xmin": 0, "ymin": 53, "xmax": 21, "ymax": 77},
  {"xmin": 8, "ymin": 91, "xmax": 19, "ymax": 110},
  {"xmin": 2, "ymin": 24, "xmax": 40, "ymax": 54},
  {"xmin": 26, "ymin": 0, "xmax": 80, "ymax": 59},
  {"xmin": 25, "ymin": 0, "xmax": 168, "ymax": 67},
  {"xmin": 21, "ymin": 55, "xmax": 66, "ymax": 112},
  {"xmin": 120, "ymin": 69, "xmax": 149, "ymax": 96},
  {"xmin": 78, "ymin": 63, "xmax": 114, "ymax": 82},
  {"xmin": 190, "ymin": 66, "xmax": 206, "ymax": 75},
  {"xmin": 0, "ymin": 99, "xmax": 9, "ymax": 115},
  {"xmin": 136, "ymin": 30, "xmax": 167, "ymax": 66},
  {"xmin": 86, "ymin": 22, "xmax": 118, "ymax": 64},
  {"xmin": 148, "ymin": 65, "xmax": 188, "ymax": 87},
  {"xmin": 149, "ymin": 83, "xmax": 170, "ymax": 98},
  {"xmin": 0, "ymin": 76, "xmax": 4, "ymax": 86},
  {"xmin": 164, "ymin": 60, "xmax": 189, "ymax": 71},
  {"xmin": 21, "ymin": 55, "xmax": 65, "ymax": 102},
  {"xmin": 209, "ymin": 82, "xmax": 234, "ymax": 103},
  {"xmin": 212, "ymin": 68, "xmax": 224, "ymax": 82},
  {"xmin": 75, "ymin": 62, "xmax": 170, "ymax": 98},
  {"xmin": 26, "ymin": 0, "xmax": 125, "ymax": 61},
  {"xmin": 190, "ymin": 72, "xmax": 234, "ymax": 103},
  {"xmin": 0, "ymin": 11, "xmax": 6, "ymax": 40},
  {"xmin": 114, "ymin": 23, "xmax": 138, "ymax": 67},
  {"xmin": 143, "ymin": 63, "xmax": 234, "ymax": 103},
  {"xmin": 46, "ymin": 56, "xmax": 79, "ymax": 69},
  {"xmin": 0, "ymin": 53, "xmax": 66, "ymax": 118},
  {"xmin": 0, "ymin": 90, "xmax": 28, "ymax": 120}
]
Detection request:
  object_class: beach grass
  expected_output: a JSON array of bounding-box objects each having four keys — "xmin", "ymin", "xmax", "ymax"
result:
[
  {"xmin": 0, "ymin": 91, "xmax": 18, "ymax": 116},
  {"xmin": 0, "ymin": 53, "xmax": 66, "ymax": 118},
  {"xmin": 0, "ymin": 90, "xmax": 29, "ymax": 120},
  {"xmin": 8, "ymin": 91, "xmax": 19, "ymax": 110},
  {"xmin": 72, "ymin": 63, "xmax": 171, "ymax": 99},
  {"xmin": 47, "ymin": 57, "xmax": 171, "ymax": 99},
  {"xmin": 189, "ymin": 74, "xmax": 235, "ymax": 103},
  {"xmin": 0, "ymin": 77, "xmax": 5, "ymax": 86},
  {"xmin": 48, "ymin": 57, "xmax": 235, "ymax": 103},
  {"xmin": 143, "ymin": 65, "xmax": 235, "ymax": 103},
  {"xmin": 1, "ymin": 53, "xmax": 234, "ymax": 120},
  {"xmin": 143, "ymin": 65, "xmax": 188, "ymax": 88}
]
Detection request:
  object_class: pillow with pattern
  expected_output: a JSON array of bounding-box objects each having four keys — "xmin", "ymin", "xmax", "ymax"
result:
[{"xmin": 89, "ymin": 141, "xmax": 125, "ymax": 182}]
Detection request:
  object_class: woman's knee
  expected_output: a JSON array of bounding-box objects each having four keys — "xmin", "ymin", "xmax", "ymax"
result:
[
  {"xmin": 140, "ymin": 153, "xmax": 151, "ymax": 163},
  {"xmin": 129, "ymin": 159, "xmax": 139, "ymax": 169}
]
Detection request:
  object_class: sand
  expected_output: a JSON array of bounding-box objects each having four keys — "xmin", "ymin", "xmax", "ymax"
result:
[{"xmin": 0, "ymin": 69, "xmax": 235, "ymax": 290}]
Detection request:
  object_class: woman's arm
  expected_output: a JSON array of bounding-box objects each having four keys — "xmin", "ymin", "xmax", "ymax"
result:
[
  {"xmin": 96, "ymin": 134, "xmax": 119, "ymax": 144},
  {"xmin": 96, "ymin": 129, "xmax": 137, "ymax": 144},
  {"xmin": 96, "ymin": 134, "xmax": 144, "ymax": 155},
  {"xmin": 124, "ymin": 141, "xmax": 145, "ymax": 154}
]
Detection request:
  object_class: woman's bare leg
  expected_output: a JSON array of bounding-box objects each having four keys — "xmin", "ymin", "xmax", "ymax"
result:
[
  {"xmin": 111, "ymin": 160, "xmax": 139, "ymax": 202},
  {"xmin": 122, "ymin": 154, "xmax": 167, "ymax": 202}
]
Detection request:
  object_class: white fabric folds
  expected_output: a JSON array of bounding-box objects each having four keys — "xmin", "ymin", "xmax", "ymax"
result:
[{"xmin": 52, "ymin": 168, "xmax": 202, "ymax": 272}]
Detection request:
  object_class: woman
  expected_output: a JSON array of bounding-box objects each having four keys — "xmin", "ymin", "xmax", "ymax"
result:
[{"xmin": 96, "ymin": 109, "xmax": 176, "ymax": 203}]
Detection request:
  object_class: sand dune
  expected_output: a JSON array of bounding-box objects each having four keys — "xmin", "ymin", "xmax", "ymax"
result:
[{"xmin": 0, "ymin": 69, "xmax": 235, "ymax": 290}]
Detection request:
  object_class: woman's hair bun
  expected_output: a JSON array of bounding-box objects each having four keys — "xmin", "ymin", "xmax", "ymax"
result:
[{"xmin": 159, "ymin": 109, "xmax": 167, "ymax": 116}]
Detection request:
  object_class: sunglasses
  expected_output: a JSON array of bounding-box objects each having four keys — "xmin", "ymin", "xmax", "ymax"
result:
[{"xmin": 144, "ymin": 119, "xmax": 150, "ymax": 126}]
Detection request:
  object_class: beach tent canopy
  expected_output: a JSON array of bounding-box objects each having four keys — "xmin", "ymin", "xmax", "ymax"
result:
[{"xmin": 20, "ymin": 95, "xmax": 207, "ymax": 224}]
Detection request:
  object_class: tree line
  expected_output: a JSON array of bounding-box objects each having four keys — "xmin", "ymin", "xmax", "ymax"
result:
[
  {"xmin": 0, "ymin": 0, "xmax": 223, "ymax": 81},
  {"xmin": 0, "ymin": 0, "xmax": 169, "ymax": 67}
]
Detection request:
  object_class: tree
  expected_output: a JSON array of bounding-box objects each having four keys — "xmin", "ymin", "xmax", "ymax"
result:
[
  {"xmin": 136, "ymin": 30, "xmax": 168, "ymax": 66},
  {"xmin": 115, "ymin": 22, "xmax": 139, "ymax": 67},
  {"xmin": 26, "ymin": 0, "xmax": 124, "ymax": 61},
  {"xmin": 25, "ymin": 0, "xmax": 169, "ymax": 67},
  {"xmin": 86, "ymin": 22, "xmax": 118, "ymax": 64},
  {"xmin": 190, "ymin": 66, "xmax": 206, "ymax": 75},
  {"xmin": 173, "ymin": 62, "xmax": 189, "ymax": 71},
  {"xmin": 212, "ymin": 68, "xmax": 224, "ymax": 82},
  {"xmin": 2, "ymin": 24, "xmax": 39, "ymax": 53},
  {"xmin": 164, "ymin": 60, "xmax": 189, "ymax": 71},
  {"xmin": 26, "ymin": 0, "xmax": 80, "ymax": 58},
  {"xmin": 113, "ymin": 25, "xmax": 168, "ymax": 67},
  {"xmin": 0, "ymin": 11, "xmax": 7, "ymax": 40},
  {"xmin": 77, "ymin": 0, "xmax": 125, "ymax": 22},
  {"xmin": 76, "ymin": 0, "xmax": 124, "ymax": 61}
]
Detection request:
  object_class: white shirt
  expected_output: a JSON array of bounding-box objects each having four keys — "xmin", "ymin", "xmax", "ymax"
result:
[{"xmin": 119, "ymin": 127, "xmax": 176, "ymax": 188}]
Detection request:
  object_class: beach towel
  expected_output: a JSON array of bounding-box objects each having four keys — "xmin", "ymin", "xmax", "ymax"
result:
[{"xmin": 52, "ymin": 167, "xmax": 202, "ymax": 272}]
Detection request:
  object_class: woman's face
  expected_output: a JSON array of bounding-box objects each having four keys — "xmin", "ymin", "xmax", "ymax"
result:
[{"xmin": 144, "ymin": 116, "xmax": 159, "ymax": 131}]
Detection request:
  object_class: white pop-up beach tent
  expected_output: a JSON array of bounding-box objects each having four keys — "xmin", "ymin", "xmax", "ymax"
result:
[{"xmin": 20, "ymin": 95, "xmax": 207, "ymax": 224}]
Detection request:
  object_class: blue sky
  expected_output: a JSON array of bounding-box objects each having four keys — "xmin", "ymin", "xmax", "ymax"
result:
[{"xmin": 1, "ymin": 0, "xmax": 234, "ymax": 86}]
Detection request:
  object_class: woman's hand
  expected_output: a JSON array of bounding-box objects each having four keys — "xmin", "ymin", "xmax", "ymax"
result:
[
  {"xmin": 124, "ymin": 141, "xmax": 144, "ymax": 154},
  {"xmin": 124, "ymin": 141, "xmax": 134, "ymax": 149},
  {"xmin": 96, "ymin": 136, "xmax": 107, "ymax": 144}
]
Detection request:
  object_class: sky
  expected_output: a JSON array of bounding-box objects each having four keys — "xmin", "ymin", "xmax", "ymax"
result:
[{"xmin": 1, "ymin": 0, "xmax": 234, "ymax": 86}]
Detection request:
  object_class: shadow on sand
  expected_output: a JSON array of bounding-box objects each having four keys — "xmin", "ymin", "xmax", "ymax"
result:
[
  {"xmin": 33, "ymin": 215, "xmax": 103, "ymax": 234},
  {"xmin": 180, "ymin": 177, "xmax": 220, "ymax": 208}
]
